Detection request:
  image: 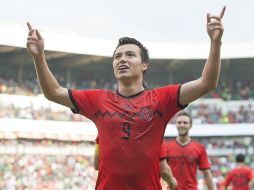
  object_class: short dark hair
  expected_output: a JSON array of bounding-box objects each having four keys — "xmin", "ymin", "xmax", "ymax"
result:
[
  {"xmin": 176, "ymin": 111, "xmax": 192, "ymax": 124},
  {"xmin": 235, "ymin": 153, "xmax": 245, "ymax": 163},
  {"xmin": 113, "ymin": 37, "xmax": 149, "ymax": 63}
]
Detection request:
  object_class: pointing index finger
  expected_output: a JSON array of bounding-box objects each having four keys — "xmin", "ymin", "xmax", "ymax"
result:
[
  {"xmin": 219, "ymin": 6, "xmax": 226, "ymax": 19},
  {"xmin": 207, "ymin": 13, "xmax": 211, "ymax": 24},
  {"xmin": 26, "ymin": 22, "xmax": 33, "ymax": 31},
  {"xmin": 35, "ymin": 30, "xmax": 43, "ymax": 40}
]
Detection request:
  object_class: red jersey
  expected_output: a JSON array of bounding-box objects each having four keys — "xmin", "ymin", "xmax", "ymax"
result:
[
  {"xmin": 224, "ymin": 166, "xmax": 253, "ymax": 190},
  {"xmin": 69, "ymin": 85, "xmax": 185, "ymax": 190},
  {"xmin": 164, "ymin": 139, "xmax": 210, "ymax": 190},
  {"xmin": 95, "ymin": 135, "xmax": 99, "ymax": 144},
  {"xmin": 160, "ymin": 141, "xmax": 167, "ymax": 160}
]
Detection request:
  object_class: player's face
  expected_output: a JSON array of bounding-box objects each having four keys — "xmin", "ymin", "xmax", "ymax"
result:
[
  {"xmin": 176, "ymin": 115, "xmax": 192, "ymax": 136},
  {"xmin": 113, "ymin": 44, "xmax": 147, "ymax": 82}
]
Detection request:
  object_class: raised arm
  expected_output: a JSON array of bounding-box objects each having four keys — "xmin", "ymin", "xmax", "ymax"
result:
[
  {"xmin": 202, "ymin": 169, "xmax": 215, "ymax": 190},
  {"xmin": 179, "ymin": 6, "xmax": 226, "ymax": 106},
  {"xmin": 26, "ymin": 22, "xmax": 74, "ymax": 109}
]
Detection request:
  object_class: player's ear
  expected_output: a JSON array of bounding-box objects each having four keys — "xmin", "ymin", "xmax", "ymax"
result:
[{"xmin": 142, "ymin": 62, "xmax": 148, "ymax": 72}]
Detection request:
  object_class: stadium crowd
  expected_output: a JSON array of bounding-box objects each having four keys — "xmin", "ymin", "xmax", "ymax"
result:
[
  {"xmin": 0, "ymin": 139, "xmax": 96, "ymax": 190},
  {"xmin": 0, "ymin": 138, "xmax": 253, "ymax": 190},
  {"xmin": 1, "ymin": 75, "xmax": 254, "ymax": 124},
  {"xmin": 0, "ymin": 101, "xmax": 89, "ymax": 122},
  {"xmin": 1, "ymin": 95, "xmax": 253, "ymax": 124},
  {"xmin": 0, "ymin": 75, "xmax": 253, "ymax": 100},
  {"xmin": 185, "ymin": 102, "xmax": 254, "ymax": 124}
]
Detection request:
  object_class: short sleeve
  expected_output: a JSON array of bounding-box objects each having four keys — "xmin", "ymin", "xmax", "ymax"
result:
[
  {"xmin": 198, "ymin": 144, "xmax": 211, "ymax": 170},
  {"xmin": 155, "ymin": 84, "xmax": 187, "ymax": 122},
  {"xmin": 95, "ymin": 136, "xmax": 99, "ymax": 144},
  {"xmin": 247, "ymin": 167, "xmax": 254, "ymax": 180},
  {"xmin": 160, "ymin": 141, "xmax": 167, "ymax": 160},
  {"xmin": 68, "ymin": 89, "xmax": 103, "ymax": 120},
  {"xmin": 224, "ymin": 172, "xmax": 232, "ymax": 186}
]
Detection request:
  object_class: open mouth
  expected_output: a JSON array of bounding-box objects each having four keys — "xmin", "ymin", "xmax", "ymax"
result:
[{"xmin": 118, "ymin": 65, "xmax": 129, "ymax": 70}]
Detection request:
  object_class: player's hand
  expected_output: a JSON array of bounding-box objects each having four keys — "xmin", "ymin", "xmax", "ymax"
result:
[
  {"xmin": 207, "ymin": 6, "xmax": 226, "ymax": 43},
  {"xmin": 26, "ymin": 22, "xmax": 45, "ymax": 57},
  {"xmin": 168, "ymin": 177, "xmax": 177, "ymax": 190}
]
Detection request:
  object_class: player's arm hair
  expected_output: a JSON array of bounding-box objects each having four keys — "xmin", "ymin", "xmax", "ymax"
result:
[
  {"xmin": 179, "ymin": 8, "xmax": 226, "ymax": 106},
  {"xmin": 160, "ymin": 159, "xmax": 177, "ymax": 189},
  {"xmin": 32, "ymin": 55, "xmax": 74, "ymax": 109},
  {"xmin": 94, "ymin": 143, "xmax": 99, "ymax": 170},
  {"xmin": 179, "ymin": 35, "xmax": 222, "ymax": 106},
  {"xmin": 179, "ymin": 41, "xmax": 221, "ymax": 106},
  {"xmin": 202, "ymin": 169, "xmax": 215, "ymax": 190}
]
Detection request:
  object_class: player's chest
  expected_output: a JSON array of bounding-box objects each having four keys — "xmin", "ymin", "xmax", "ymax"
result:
[
  {"xmin": 168, "ymin": 147, "xmax": 199, "ymax": 164},
  {"xmin": 94, "ymin": 97, "xmax": 162, "ymax": 123},
  {"xmin": 94, "ymin": 98, "xmax": 164, "ymax": 139}
]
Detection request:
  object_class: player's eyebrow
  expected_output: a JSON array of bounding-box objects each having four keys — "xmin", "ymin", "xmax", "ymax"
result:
[{"xmin": 114, "ymin": 51, "xmax": 136, "ymax": 58}]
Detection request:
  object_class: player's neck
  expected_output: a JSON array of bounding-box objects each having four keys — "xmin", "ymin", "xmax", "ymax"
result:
[
  {"xmin": 236, "ymin": 163, "xmax": 245, "ymax": 167},
  {"xmin": 176, "ymin": 136, "xmax": 191, "ymax": 145},
  {"xmin": 118, "ymin": 81, "xmax": 144, "ymax": 97}
]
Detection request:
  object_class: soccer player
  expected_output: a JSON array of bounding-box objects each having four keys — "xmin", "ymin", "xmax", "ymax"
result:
[
  {"xmin": 94, "ymin": 137, "xmax": 177, "ymax": 189},
  {"xmin": 163, "ymin": 111, "xmax": 215, "ymax": 190},
  {"xmin": 26, "ymin": 6, "xmax": 225, "ymax": 190},
  {"xmin": 160, "ymin": 141, "xmax": 177, "ymax": 190},
  {"xmin": 224, "ymin": 153, "xmax": 254, "ymax": 190}
]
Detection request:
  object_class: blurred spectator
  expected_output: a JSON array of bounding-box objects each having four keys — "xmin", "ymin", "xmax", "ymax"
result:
[
  {"xmin": 0, "ymin": 139, "xmax": 96, "ymax": 190},
  {"xmin": 1, "ymin": 96, "xmax": 254, "ymax": 123},
  {"xmin": 1, "ymin": 138, "xmax": 254, "ymax": 190},
  {"xmin": 1, "ymin": 75, "xmax": 253, "ymax": 100}
]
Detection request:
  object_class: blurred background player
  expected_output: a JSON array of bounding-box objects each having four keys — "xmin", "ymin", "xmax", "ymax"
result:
[
  {"xmin": 224, "ymin": 153, "xmax": 254, "ymax": 190},
  {"xmin": 164, "ymin": 111, "xmax": 215, "ymax": 190},
  {"xmin": 160, "ymin": 141, "xmax": 177, "ymax": 190}
]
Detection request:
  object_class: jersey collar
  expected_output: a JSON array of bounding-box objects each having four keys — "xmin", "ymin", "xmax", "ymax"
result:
[{"xmin": 116, "ymin": 89, "xmax": 146, "ymax": 99}]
